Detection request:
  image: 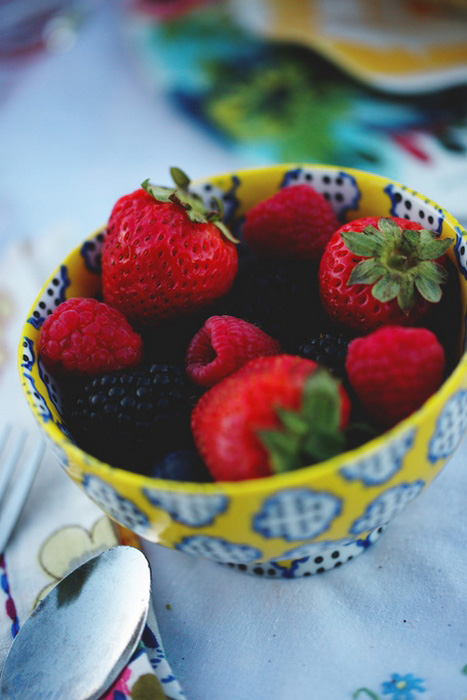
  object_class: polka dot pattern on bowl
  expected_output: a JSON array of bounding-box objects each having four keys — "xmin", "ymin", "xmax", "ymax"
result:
[
  {"xmin": 223, "ymin": 526, "xmax": 385, "ymax": 578},
  {"xmin": 281, "ymin": 167, "xmax": 361, "ymax": 220},
  {"xmin": 384, "ymin": 183, "xmax": 443, "ymax": 232},
  {"xmin": 27, "ymin": 265, "xmax": 70, "ymax": 329}
]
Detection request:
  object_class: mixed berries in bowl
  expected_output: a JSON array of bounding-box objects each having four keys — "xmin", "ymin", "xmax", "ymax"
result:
[{"xmin": 19, "ymin": 164, "xmax": 467, "ymax": 578}]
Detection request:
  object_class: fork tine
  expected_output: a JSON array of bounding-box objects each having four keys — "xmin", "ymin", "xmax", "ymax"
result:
[
  {"xmin": 0, "ymin": 424, "xmax": 9, "ymax": 452},
  {"xmin": 0, "ymin": 427, "xmax": 26, "ymax": 502},
  {"xmin": 0, "ymin": 435, "xmax": 45, "ymax": 554}
]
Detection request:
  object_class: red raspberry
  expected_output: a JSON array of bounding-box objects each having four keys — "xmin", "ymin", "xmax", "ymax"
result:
[
  {"xmin": 185, "ymin": 315, "xmax": 282, "ymax": 387},
  {"xmin": 243, "ymin": 184, "xmax": 339, "ymax": 261},
  {"xmin": 345, "ymin": 325, "xmax": 445, "ymax": 428},
  {"xmin": 39, "ymin": 298, "xmax": 143, "ymax": 375}
]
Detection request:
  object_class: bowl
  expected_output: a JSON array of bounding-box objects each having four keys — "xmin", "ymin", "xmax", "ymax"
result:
[{"xmin": 19, "ymin": 163, "xmax": 467, "ymax": 578}]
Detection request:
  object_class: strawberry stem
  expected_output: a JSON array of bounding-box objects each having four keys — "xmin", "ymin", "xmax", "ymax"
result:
[
  {"xmin": 141, "ymin": 169, "xmax": 239, "ymax": 244},
  {"xmin": 258, "ymin": 368, "xmax": 346, "ymax": 473},
  {"xmin": 342, "ymin": 217, "xmax": 453, "ymax": 313}
]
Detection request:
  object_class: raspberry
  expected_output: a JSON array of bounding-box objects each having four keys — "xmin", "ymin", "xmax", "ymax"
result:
[
  {"xmin": 243, "ymin": 184, "xmax": 339, "ymax": 261},
  {"xmin": 65, "ymin": 363, "xmax": 197, "ymax": 472},
  {"xmin": 345, "ymin": 326, "xmax": 445, "ymax": 428},
  {"xmin": 185, "ymin": 315, "xmax": 282, "ymax": 387},
  {"xmin": 298, "ymin": 333, "xmax": 349, "ymax": 379},
  {"xmin": 39, "ymin": 298, "xmax": 143, "ymax": 375}
]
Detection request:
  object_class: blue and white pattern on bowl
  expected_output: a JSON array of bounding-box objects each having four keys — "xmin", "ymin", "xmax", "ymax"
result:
[
  {"xmin": 253, "ymin": 488, "xmax": 342, "ymax": 541},
  {"xmin": 176, "ymin": 535, "xmax": 262, "ymax": 564},
  {"xmin": 428, "ymin": 390, "xmax": 467, "ymax": 463},
  {"xmin": 350, "ymin": 481, "xmax": 425, "ymax": 535},
  {"xmin": 340, "ymin": 428, "xmax": 416, "ymax": 486},
  {"xmin": 143, "ymin": 488, "xmax": 229, "ymax": 527},
  {"xmin": 82, "ymin": 474, "xmax": 150, "ymax": 537}
]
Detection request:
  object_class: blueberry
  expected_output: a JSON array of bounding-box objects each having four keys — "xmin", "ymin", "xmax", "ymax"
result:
[{"xmin": 150, "ymin": 449, "xmax": 212, "ymax": 482}]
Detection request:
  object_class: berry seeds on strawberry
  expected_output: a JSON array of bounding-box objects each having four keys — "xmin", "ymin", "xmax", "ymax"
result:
[
  {"xmin": 345, "ymin": 326, "xmax": 445, "ymax": 428},
  {"xmin": 191, "ymin": 354, "xmax": 350, "ymax": 481},
  {"xmin": 102, "ymin": 168, "xmax": 238, "ymax": 325},
  {"xmin": 319, "ymin": 216, "xmax": 454, "ymax": 333},
  {"xmin": 39, "ymin": 297, "xmax": 143, "ymax": 375},
  {"xmin": 243, "ymin": 183, "xmax": 340, "ymax": 261},
  {"xmin": 185, "ymin": 315, "xmax": 282, "ymax": 387}
]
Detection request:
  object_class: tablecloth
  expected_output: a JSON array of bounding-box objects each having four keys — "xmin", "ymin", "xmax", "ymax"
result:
[
  {"xmin": 2, "ymin": 230, "xmax": 467, "ymax": 700},
  {"xmin": 1, "ymin": 2, "xmax": 467, "ymax": 698}
]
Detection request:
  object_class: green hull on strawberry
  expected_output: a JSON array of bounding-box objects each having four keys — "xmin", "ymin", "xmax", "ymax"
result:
[{"xmin": 319, "ymin": 216, "xmax": 454, "ymax": 334}]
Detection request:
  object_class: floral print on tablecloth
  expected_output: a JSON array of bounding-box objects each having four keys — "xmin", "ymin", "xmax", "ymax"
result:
[{"xmin": 352, "ymin": 671, "xmax": 428, "ymax": 699}]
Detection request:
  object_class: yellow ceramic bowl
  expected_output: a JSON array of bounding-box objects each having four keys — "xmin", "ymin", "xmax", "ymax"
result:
[{"xmin": 18, "ymin": 164, "xmax": 467, "ymax": 578}]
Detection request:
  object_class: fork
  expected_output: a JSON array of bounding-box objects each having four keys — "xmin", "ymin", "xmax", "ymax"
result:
[{"xmin": 0, "ymin": 425, "xmax": 45, "ymax": 554}]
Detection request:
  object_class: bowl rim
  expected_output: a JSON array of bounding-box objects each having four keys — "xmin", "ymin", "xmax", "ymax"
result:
[{"xmin": 18, "ymin": 162, "xmax": 467, "ymax": 496}]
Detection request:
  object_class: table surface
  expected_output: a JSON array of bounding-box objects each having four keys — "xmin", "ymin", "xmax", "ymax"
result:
[{"xmin": 1, "ymin": 3, "xmax": 467, "ymax": 699}]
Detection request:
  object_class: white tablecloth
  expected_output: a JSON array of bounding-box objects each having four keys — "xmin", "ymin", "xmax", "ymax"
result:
[{"xmin": 1, "ymin": 4, "xmax": 467, "ymax": 698}]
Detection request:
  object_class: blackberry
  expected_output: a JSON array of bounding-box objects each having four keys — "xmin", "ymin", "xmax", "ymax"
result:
[
  {"xmin": 215, "ymin": 252, "xmax": 325, "ymax": 350},
  {"xmin": 65, "ymin": 363, "xmax": 197, "ymax": 473},
  {"xmin": 298, "ymin": 333, "xmax": 349, "ymax": 379},
  {"xmin": 149, "ymin": 448, "xmax": 212, "ymax": 482}
]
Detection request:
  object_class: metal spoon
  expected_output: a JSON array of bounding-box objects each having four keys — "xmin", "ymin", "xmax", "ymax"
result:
[{"xmin": 0, "ymin": 546, "xmax": 151, "ymax": 700}]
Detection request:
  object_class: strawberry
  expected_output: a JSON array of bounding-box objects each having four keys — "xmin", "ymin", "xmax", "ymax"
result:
[
  {"xmin": 101, "ymin": 168, "xmax": 238, "ymax": 325},
  {"xmin": 345, "ymin": 325, "xmax": 445, "ymax": 428},
  {"xmin": 191, "ymin": 354, "xmax": 350, "ymax": 481},
  {"xmin": 318, "ymin": 216, "xmax": 454, "ymax": 333},
  {"xmin": 242, "ymin": 184, "xmax": 340, "ymax": 261},
  {"xmin": 185, "ymin": 315, "xmax": 282, "ymax": 387},
  {"xmin": 39, "ymin": 297, "xmax": 143, "ymax": 375}
]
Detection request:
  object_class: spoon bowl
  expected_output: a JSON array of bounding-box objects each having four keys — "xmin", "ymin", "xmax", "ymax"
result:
[{"xmin": 0, "ymin": 546, "xmax": 151, "ymax": 700}]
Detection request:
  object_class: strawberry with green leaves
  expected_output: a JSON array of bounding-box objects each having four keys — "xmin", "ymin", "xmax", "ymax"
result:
[
  {"xmin": 318, "ymin": 216, "xmax": 454, "ymax": 333},
  {"xmin": 102, "ymin": 168, "xmax": 238, "ymax": 325},
  {"xmin": 191, "ymin": 354, "xmax": 350, "ymax": 481}
]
